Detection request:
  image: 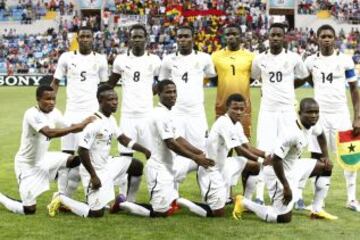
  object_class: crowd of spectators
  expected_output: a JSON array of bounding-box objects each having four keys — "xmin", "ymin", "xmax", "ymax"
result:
[
  {"xmin": 1, "ymin": 0, "xmax": 360, "ymax": 75},
  {"xmin": 0, "ymin": 0, "xmax": 74, "ymax": 23},
  {"xmin": 298, "ymin": 0, "xmax": 360, "ymax": 24}
]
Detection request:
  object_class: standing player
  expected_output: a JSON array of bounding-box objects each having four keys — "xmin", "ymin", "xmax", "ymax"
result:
[
  {"xmin": 108, "ymin": 24, "xmax": 161, "ymax": 202},
  {"xmin": 159, "ymin": 25, "xmax": 217, "ymax": 184},
  {"xmin": 51, "ymin": 26, "xmax": 109, "ymax": 198},
  {"xmin": 233, "ymin": 98, "xmax": 338, "ymax": 223},
  {"xmin": 211, "ymin": 24, "xmax": 254, "ymax": 138},
  {"xmin": 0, "ymin": 85, "xmax": 93, "ymax": 215},
  {"xmin": 304, "ymin": 24, "xmax": 360, "ymax": 212},
  {"xmin": 251, "ymin": 23, "xmax": 309, "ymax": 204},
  {"xmin": 48, "ymin": 85, "xmax": 151, "ymax": 218},
  {"xmin": 200, "ymin": 93, "xmax": 270, "ymax": 214}
]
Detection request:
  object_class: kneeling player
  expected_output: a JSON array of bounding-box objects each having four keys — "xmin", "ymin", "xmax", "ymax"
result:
[
  {"xmin": 109, "ymin": 80, "xmax": 217, "ymax": 218},
  {"xmin": 198, "ymin": 94, "xmax": 270, "ymax": 216},
  {"xmin": 0, "ymin": 85, "xmax": 93, "ymax": 215},
  {"xmin": 233, "ymin": 98, "xmax": 337, "ymax": 223},
  {"xmin": 47, "ymin": 85, "xmax": 151, "ymax": 218}
]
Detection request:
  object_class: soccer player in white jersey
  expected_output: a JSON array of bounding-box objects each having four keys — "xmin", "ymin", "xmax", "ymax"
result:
[
  {"xmin": 47, "ymin": 85, "xmax": 151, "ymax": 218},
  {"xmin": 233, "ymin": 98, "xmax": 338, "ymax": 223},
  {"xmin": 251, "ymin": 23, "xmax": 309, "ymax": 204},
  {"xmin": 303, "ymin": 24, "xmax": 360, "ymax": 212},
  {"xmin": 199, "ymin": 93, "xmax": 270, "ymax": 216},
  {"xmin": 108, "ymin": 24, "xmax": 161, "ymax": 202},
  {"xmin": 51, "ymin": 26, "xmax": 109, "ymax": 198},
  {"xmin": 0, "ymin": 85, "xmax": 93, "ymax": 215},
  {"xmin": 159, "ymin": 25, "xmax": 217, "ymax": 184}
]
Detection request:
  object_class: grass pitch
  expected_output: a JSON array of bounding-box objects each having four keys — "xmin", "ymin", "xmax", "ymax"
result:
[{"xmin": 0, "ymin": 87, "xmax": 359, "ymax": 240}]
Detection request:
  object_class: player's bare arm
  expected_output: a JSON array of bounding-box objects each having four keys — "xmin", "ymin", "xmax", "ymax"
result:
[
  {"xmin": 117, "ymin": 133, "xmax": 151, "ymax": 159},
  {"xmin": 107, "ymin": 72, "xmax": 121, "ymax": 88},
  {"xmin": 349, "ymin": 81, "xmax": 360, "ymax": 136},
  {"xmin": 78, "ymin": 146, "xmax": 101, "ymax": 190},
  {"xmin": 50, "ymin": 78, "xmax": 60, "ymax": 95},
  {"xmin": 39, "ymin": 116, "xmax": 95, "ymax": 139},
  {"xmin": 317, "ymin": 132, "xmax": 332, "ymax": 170},
  {"xmin": 164, "ymin": 138, "xmax": 214, "ymax": 168},
  {"xmin": 272, "ymin": 154, "xmax": 292, "ymax": 205},
  {"xmin": 176, "ymin": 137, "xmax": 204, "ymax": 155}
]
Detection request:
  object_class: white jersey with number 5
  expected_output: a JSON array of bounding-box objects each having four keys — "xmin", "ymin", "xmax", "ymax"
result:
[
  {"xmin": 305, "ymin": 52, "xmax": 357, "ymax": 113},
  {"xmin": 251, "ymin": 50, "xmax": 309, "ymax": 111},
  {"xmin": 159, "ymin": 51, "xmax": 216, "ymax": 115},
  {"xmin": 54, "ymin": 51, "xmax": 108, "ymax": 112},
  {"xmin": 112, "ymin": 52, "xmax": 161, "ymax": 117}
]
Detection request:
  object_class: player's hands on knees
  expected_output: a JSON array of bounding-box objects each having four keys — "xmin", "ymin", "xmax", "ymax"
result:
[
  {"xmin": 194, "ymin": 155, "xmax": 215, "ymax": 168},
  {"xmin": 320, "ymin": 157, "xmax": 333, "ymax": 171},
  {"xmin": 283, "ymin": 185, "xmax": 292, "ymax": 206},
  {"xmin": 90, "ymin": 175, "xmax": 102, "ymax": 190},
  {"xmin": 263, "ymin": 155, "xmax": 272, "ymax": 166}
]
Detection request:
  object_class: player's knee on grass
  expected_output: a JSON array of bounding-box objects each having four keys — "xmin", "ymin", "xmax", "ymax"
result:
[
  {"xmin": 277, "ymin": 211, "xmax": 292, "ymax": 223},
  {"xmin": 127, "ymin": 158, "xmax": 143, "ymax": 177},
  {"xmin": 212, "ymin": 208, "xmax": 225, "ymax": 217},
  {"xmin": 23, "ymin": 205, "xmax": 36, "ymax": 215},
  {"xmin": 66, "ymin": 155, "xmax": 81, "ymax": 168},
  {"xmin": 88, "ymin": 208, "xmax": 105, "ymax": 218}
]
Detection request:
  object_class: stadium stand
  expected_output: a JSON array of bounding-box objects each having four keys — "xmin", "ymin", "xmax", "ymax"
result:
[{"xmin": 0, "ymin": 0, "xmax": 360, "ymax": 74}]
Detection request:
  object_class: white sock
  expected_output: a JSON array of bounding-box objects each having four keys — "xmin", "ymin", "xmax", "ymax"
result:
[
  {"xmin": 126, "ymin": 176, "xmax": 141, "ymax": 202},
  {"xmin": 344, "ymin": 170, "xmax": 357, "ymax": 202},
  {"xmin": 57, "ymin": 167, "xmax": 80, "ymax": 197},
  {"xmin": 297, "ymin": 177, "xmax": 307, "ymax": 201},
  {"xmin": 176, "ymin": 197, "xmax": 207, "ymax": 217},
  {"xmin": 59, "ymin": 194, "xmax": 90, "ymax": 217},
  {"xmin": 116, "ymin": 174, "xmax": 128, "ymax": 198},
  {"xmin": 243, "ymin": 198, "xmax": 277, "ymax": 222},
  {"xmin": 0, "ymin": 193, "xmax": 24, "ymax": 215},
  {"xmin": 244, "ymin": 175, "xmax": 257, "ymax": 199},
  {"xmin": 119, "ymin": 201, "xmax": 150, "ymax": 217},
  {"xmin": 256, "ymin": 171, "xmax": 265, "ymax": 201},
  {"xmin": 312, "ymin": 176, "xmax": 330, "ymax": 213}
]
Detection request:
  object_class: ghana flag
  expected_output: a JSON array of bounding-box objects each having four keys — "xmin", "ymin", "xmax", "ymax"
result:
[{"xmin": 337, "ymin": 130, "xmax": 360, "ymax": 171}]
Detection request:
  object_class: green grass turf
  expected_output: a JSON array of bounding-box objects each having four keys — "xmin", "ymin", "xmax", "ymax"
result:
[{"xmin": 0, "ymin": 86, "xmax": 359, "ymax": 240}]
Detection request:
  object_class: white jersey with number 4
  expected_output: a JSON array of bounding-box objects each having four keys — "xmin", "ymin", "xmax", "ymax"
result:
[
  {"xmin": 54, "ymin": 51, "xmax": 108, "ymax": 112},
  {"xmin": 159, "ymin": 51, "xmax": 216, "ymax": 115},
  {"xmin": 305, "ymin": 52, "xmax": 357, "ymax": 113},
  {"xmin": 112, "ymin": 52, "xmax": 161, "ymax": 117},
  {"xmin": 251, "ymin": 50, "xmax": 309, "ymax": 111},
  {"xmin": 15, "ymin": 107, "xmax": 67, "ymax": 169},
  {"xmin": 78, "ymin": 112, "xmax": 121, "ymax": 171},
  {"xmin": 206, "ymin": 114, "xmax": 248, "ymax": 171}
]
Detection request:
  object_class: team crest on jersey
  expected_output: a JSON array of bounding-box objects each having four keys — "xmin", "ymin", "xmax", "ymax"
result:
[
  {"xmin": 283, "ymin": 62, "xmax": 289, "ymax": 69},
  {"xmin": 336, "ymin": 65, "xmax": 341, "ymax": 72},
  {"xmin": 194, "ymin": 62, "xmax": 200, "ymax": 69},
  {"xmin": 95, "ymin": 133, "xmax": 104, "ymax": 139}
]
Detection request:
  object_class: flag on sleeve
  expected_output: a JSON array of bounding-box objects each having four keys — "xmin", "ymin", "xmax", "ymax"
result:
[{"xmin": 336, "ymin": 130, "xmax": 360, "ymax": 171}]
